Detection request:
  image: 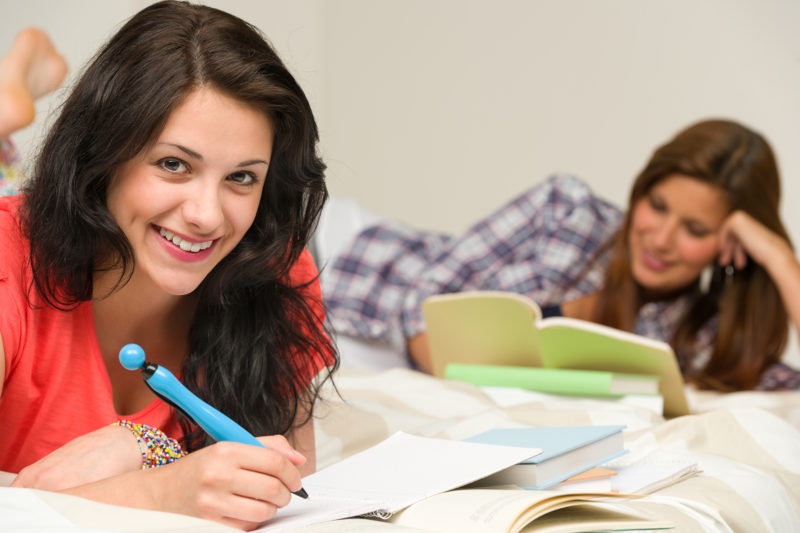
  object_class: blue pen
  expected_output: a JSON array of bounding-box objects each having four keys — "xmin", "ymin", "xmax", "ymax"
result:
[{"xmin": 119, "ymin": 343, "xmax": 308, "ymax": 498}]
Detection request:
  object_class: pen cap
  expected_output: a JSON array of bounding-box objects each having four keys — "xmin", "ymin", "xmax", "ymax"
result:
[{"xmin": 120, "ymin": 343, "xmax": 146, "ymax": 370}]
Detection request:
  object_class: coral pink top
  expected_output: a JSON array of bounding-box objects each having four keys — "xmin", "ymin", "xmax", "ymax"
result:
[{"xmin": 0, "ymin": 195, "xmax": 333, "ymax": 473}]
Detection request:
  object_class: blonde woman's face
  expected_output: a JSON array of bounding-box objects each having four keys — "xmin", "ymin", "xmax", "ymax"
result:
[{"xmin": 628, "ymin": 174, "xmax": 730, "ymax": 295}]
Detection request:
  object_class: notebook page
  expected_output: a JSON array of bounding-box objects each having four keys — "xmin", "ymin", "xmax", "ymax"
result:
[{"xmin": 257, "ymin": 431, "xmax": 541, "ymax": 532}]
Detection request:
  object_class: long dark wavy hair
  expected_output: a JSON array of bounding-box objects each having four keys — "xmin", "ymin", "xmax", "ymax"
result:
[
  {"xmin": 21, "ymin": 0, "xmax": 337, "ymax": 449},
  {"xmin": 593, "ymin": 119, "xmax": 790, "ymax": 390}
]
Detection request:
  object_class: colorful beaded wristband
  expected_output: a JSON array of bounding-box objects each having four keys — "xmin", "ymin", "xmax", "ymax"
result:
[{"xmin": 113, "ymin": 420, "xmax": 186, "ymax": 468}]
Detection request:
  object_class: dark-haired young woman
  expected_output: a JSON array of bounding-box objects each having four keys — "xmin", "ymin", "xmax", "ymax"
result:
[
  {"xmin": 0, "ymin": 2, "xmax": 335, "ymax": 529},
  {"xmin": 325, "ymin": 119, "xmax": 800, "ymax": 391}
]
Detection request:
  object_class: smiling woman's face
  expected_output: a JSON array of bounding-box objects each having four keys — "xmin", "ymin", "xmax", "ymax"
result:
[
  {"xmin": 105, "ymin": 87, "xmax": 273, "ymax": 296},
  {"xmin": 628, "ymin": 174, "xmax": 730, "ymax": 295}
]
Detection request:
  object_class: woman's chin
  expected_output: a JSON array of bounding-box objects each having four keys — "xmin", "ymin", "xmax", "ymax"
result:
[
  {"xmin": 633, "ymin": 272, "xmax": 699, "ymax": 301},
  {"xmin": 155, "ymin": 278, "xmax": 204, "ymax": 297}
]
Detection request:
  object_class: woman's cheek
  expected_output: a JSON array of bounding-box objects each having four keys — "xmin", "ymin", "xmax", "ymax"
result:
[{"xmin": 679, "ymin": 236, "xmax": 720, "ymax": 267}]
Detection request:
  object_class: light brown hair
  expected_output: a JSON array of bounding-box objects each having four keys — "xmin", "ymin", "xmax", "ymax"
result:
[{"xmin": 593, "ymin": 119, "xmax": 790, "ymax": 390}]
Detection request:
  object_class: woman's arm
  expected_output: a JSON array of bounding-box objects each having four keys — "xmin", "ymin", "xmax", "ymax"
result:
[
  {"xmin": 55, "ymin": 437, "xmax": 305, "ymax": 530},
  {"xmin": 718, "ymin": 210, "xmax": 800, "ymax": 337},
  {"xmin": 10, "ymin": 424, "xmax": 142, "ymax": 489}
]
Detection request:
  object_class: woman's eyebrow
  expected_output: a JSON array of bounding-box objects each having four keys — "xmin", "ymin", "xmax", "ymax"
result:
[
  {"xmin": 160, "ymin": 143, "xmax": 203, "ymax": 160},
  {"xmin": 161, "ymin": 143, "xmax": 268, "ymax": 167},
  {"xmin": 237, "ymin": 159, "xmax": 270, "ymax": 167}
]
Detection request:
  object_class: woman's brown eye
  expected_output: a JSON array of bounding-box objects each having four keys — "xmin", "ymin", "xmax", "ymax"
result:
[
  {"xmin": 160, "ymin": 158, "xmax": 187, "ymax": 172},
  {"xmin": 648, "ymin": 195, "xmax": 666, "ymax": 212}
]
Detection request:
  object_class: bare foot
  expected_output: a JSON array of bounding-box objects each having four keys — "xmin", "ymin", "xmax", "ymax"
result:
[{"xmin": 0, "ymin": 28, "xmax": 68, "ymax": 137}]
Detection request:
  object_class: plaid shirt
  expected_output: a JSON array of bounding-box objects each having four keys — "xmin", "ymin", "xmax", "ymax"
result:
[{"xmin": 323, "ymin": 174, "xmax": 800, "ymax": 390}]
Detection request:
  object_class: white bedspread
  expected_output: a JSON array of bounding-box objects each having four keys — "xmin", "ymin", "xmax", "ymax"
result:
[{"xmin": 3, "ymin": 368, "xmax": 800, "ymax": 532}]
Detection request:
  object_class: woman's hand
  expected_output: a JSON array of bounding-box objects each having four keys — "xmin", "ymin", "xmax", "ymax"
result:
[
  {"xmin": 717, "ymin": 210, "xmax": 794, "ymax": 271},
  {"xmin": 11, "ymin": 424, "xmax": 142, "ymax": 490},
  {"xmin": 407, "ymin": 332, "xmax": 433, "ymax": 373},
  {"xmin": 163, "ymin": 435, "xmax": 306, "ymax": 529},
  {"xmin": 61, "ymin": 435, "xmax": 307, "ymax": 531},
  {"xmin": 719, "ymin": 210, "xmax": 800, "ymax": 341}
]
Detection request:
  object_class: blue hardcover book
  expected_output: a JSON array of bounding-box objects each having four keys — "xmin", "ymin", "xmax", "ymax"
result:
[{"xmin": 463, "ymin": 425, "xmax": 627, "ymax": 490}]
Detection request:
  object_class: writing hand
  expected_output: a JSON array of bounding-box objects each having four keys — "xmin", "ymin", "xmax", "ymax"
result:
[{"xmin": 132, "ymin": 435, "xmax": 306, "ymax": 530}]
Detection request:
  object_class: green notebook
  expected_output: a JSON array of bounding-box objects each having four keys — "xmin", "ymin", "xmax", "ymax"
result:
[
  {"xmin": 445, "ymin": 363, "xmax": 660, "ymax": 398},
  {"xmin": 422, "ymin": 291, "xmax": 689, "ymax": 417}
]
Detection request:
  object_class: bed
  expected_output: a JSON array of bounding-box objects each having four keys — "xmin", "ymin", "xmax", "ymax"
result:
[
  {"xmin": 3, "ymin": 198, "xmax": 800, "ymax": 532},
  {"xmin": 3, "ymin": 369, "xmax": 800, "ymax": 532}
]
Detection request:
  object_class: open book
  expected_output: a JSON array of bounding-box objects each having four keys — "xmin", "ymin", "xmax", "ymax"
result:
[
  {"xmin": 387, "ymin": 489, "xmax": 674, "ymax": 533},
  {"xmin": 287, "ymin": 498, "xmax": 674, "ymax": 533},
  {"xmin": 422, "ymin": 291, "xmax": 690, "ymax": 417},
  {"xmin": 257, "ymin": 432, "xmax": 671, "ymax": 533}
]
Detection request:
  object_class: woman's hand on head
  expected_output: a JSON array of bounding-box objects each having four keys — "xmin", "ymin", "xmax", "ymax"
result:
[
  {"xmin": 717, "ymin": 210, "xmax": 794, "ymax": 271},
  {"xmin": 124, "ymin": 436, "xmax": 306, "ymax": 530},
  {"xmin": 10, "ymin": 424, "xmax": 142, "ymax": 490}
]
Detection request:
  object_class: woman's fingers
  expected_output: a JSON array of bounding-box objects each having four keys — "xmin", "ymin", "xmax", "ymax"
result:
[
  {"xmin": 257, "ymin": 434, "xmax": 307, "ymax": 467},
  {"xmin": 225, "ymin": 468, "xmax": 289, "ymax": 523},
  {"xmin": 173, "ymin": 441, "xmax": 302, "ymax": 526}
]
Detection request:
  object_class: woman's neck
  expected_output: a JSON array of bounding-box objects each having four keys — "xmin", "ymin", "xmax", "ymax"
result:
[
  {"xmin": 636, "ymin": 283, "xmax": 695, "ymax": 306},
  {"xmin": 92, "ymin": 268, "xmax": 197, "ymax": 370}
]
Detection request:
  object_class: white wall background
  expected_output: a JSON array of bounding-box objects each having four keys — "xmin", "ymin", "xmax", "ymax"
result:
[
  {"xmin": 316, "ymin": 0, "xmax": 800, "ymax": 235},
  {"xmin": 3, "ymin": 0, "xmax": 799, "ymax": 362},
  {"xmin": 3, "ymin": 0, "xmax": 798, "ymax": 235}
]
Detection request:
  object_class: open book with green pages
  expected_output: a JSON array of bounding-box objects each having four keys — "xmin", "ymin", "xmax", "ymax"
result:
[
  {"xmin": 422, "ymin": 291, "xmax": 690, "ymax": 417},
  {"xmin": 256, "ymin": 432, "xmax": 673, "ymax": 533}
]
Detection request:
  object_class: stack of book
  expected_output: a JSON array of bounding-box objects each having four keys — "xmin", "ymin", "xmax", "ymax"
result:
[
  {"xmin": 463, "ymin": 425, "xmax": 627, "ymax": 490},
  {"xmin": 463, "ymin": 425, "xmax": 698, "ymax": 495}
]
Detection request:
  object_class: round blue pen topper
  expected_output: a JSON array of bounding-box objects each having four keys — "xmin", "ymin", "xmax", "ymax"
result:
[{"xmin": 119, "ymin": 343, "xmax": 146, "ymax": 370}]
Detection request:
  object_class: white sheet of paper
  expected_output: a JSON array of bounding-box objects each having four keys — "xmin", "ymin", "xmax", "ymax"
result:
[
  {"xmin": 608, "ymin": 450, "xmax": 699, "ymax": 494},
  {"xmin": 256, "ymin": 431, "xmax": 541, "ymax": 532}
]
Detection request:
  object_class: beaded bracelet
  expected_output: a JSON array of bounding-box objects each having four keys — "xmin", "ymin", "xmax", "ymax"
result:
[{"xmin": 113, "ymin": 420, "xmax": 186, "ymax": 468}]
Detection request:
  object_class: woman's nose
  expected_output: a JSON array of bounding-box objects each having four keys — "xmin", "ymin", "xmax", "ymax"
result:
[
  {"xmin": 651, "ymin": 219, "xmax": 677, "ymax": 249},
  {"xmin": 181, "ymin": 178, "xmax": 224, "ymax": 233}
]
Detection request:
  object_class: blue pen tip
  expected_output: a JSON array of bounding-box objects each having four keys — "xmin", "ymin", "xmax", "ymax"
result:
[{"xmin": 119, "ymin": 343, "xmax": 146, "ymax": 370}]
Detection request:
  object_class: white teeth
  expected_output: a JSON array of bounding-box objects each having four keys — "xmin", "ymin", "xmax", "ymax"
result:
[{"xmin": 159, "ymin": 227, "xmax": 212, "ymax": 253}]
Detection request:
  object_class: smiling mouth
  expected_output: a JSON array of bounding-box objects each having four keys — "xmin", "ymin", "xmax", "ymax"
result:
[
  {"xmin": 158, "ymin": 227, "xmax": 213, "ymax": 253},
  {"xmin": 641, "ymin": 249, "xmax": 671, "ymax": 271}
]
